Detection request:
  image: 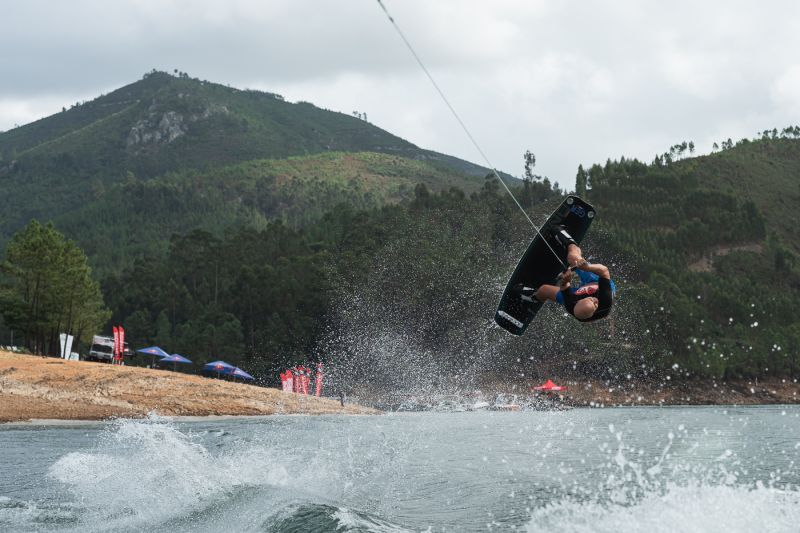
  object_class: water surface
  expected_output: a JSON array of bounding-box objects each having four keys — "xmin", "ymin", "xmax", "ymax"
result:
[{"xmin": 1, "ymin": 406, "xmax": 798, "ymax": 532}]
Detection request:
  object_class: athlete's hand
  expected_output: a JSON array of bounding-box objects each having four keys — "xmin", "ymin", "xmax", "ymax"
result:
[
  {"xmin": 573, "ymin": 257, "xmax": 588, "ymax": 269},
  {"xmin": 558, "ymin": 268, "xmax": 573, "ymax": 289}
]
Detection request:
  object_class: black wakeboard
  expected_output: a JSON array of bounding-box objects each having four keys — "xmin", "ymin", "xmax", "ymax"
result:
[{"xmin": 494, "ymin": 195, "xmax": 595, "ymax": 335}]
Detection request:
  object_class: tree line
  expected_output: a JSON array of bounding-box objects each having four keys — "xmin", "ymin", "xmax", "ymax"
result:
[{"xmin": 2, "ymin": 143, "xmax": 798, "ymax": 384}]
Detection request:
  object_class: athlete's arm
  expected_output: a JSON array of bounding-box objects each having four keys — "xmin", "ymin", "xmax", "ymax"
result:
[
  {"xmin": 577, "ymin": 262, "xmax": 610, "ymax": 280},
  {"xmin": 558, "ymin": 268, "xmax": 574, "ymax": 290}
]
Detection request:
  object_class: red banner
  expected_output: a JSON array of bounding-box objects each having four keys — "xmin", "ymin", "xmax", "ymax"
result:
[
  {"xmin": 118, "ymin": 326, "xmax": 125, "ymax": 363},
  {"xmin": 293, "ymin": 367, "xmax": 301, "ymax": 393},
  {"xmin": 302, "ymin": 367, "xmax": 310, "ymax": 395},
  {"xmin": 315, "ymin": 363, "xmax": 323, "ymax": 397},
  {"xmin": 281, "ymin": 371, "xmax": 294, "ymax": 392},
  {"xmin": 112, "ymin": 326, "xmax": 120, "ymax": 358}
]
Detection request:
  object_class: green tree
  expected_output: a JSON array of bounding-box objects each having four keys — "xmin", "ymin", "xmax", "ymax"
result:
[
  {"xmin": 523, "ymin": 150, "xmax": 537, "ymax": 182},
  {"xmin": 575, "ymin": 165, "xmax": 587, "ymax": 197},
  {"xmin": 0, "ymin": 221, "xmax": 110, "ymax": 354}
]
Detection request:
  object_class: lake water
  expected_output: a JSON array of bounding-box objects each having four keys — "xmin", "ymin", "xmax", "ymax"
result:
[{"xmin": 1, "ymin": 406, "xmax": 798, "ymax": 532}]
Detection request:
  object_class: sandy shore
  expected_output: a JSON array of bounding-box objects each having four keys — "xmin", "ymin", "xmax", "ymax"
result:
[{"xmin": 0, "ymin": 351, "xmax": 376, "ymax": 422}]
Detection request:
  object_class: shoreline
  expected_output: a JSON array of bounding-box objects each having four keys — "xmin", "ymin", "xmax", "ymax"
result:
[
  {"xmin": 1, "ymin": 412, "xmax": 378, "ymax": 426},
  {"xmin": 4, "ymin": 402, "xmax": 799, "ymax": 427},
  {"xmin": 553, "ymin": 376, "xmax": 800, "ymax": 407},
  {"xmin": 2, "ymin": 350, "xmax": 798, "ymax": 422},
  {"xmin": 354, "ymin": 376, "xmax": 800, "ymax": 411},
  {"xmin": 0, "ymin": 350, "xmax": 377, "ymax": 423}
]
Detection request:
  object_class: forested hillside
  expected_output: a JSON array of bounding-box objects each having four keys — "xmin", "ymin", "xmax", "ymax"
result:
[
  {"xmin": 92, "ymin": 136, "xmax": 799, "ymax": 385},
  {"xmin": 97, "ymin": 179, "xmax": 564, "ymax": 382},
  {"xmin": 584, "ymin": 137, "xmax": 800, "ymax": 380},
  {"xmin": 53, "ymin": 151, "xmax": 489, "ymax": 274},
  {"xmin": 0, "ymin": 71, "xmax": 495, "ymax": 255},
  {"xmin": 1, "ymin": 70, "xmax": 798, "ymax": 385}
]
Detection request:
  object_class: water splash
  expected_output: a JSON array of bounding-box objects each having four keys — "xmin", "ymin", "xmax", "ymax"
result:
[
  {"xmin": 526, "ymin": 484, "xmax": 800, "ymax": 533},
  {"xmin": 47, "ymin": 416, "xmax": 290, "ymax": 530},
  {"xmin": 42, "ymin": 415, "xmax": 420, "ymax": 531},
  {"xmin": 525, "ymin": 414, "xmax": 800, "ymax": 533}
]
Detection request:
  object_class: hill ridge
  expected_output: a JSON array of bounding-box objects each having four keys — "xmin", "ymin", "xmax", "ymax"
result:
[{"xmin": 0, "ymin": 71, "xmax": 501, "ymax": 248}]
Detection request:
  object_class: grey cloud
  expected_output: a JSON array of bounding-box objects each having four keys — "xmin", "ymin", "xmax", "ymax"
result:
[{"xmin": 3, "ymin": 0, "xmax": 800, "ymax": 185}]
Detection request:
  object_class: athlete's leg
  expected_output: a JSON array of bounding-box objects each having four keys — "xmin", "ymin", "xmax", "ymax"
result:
[
  {"xmin": 515, "ymin": 283, "xmax": 561, "ymax": 305},
  {"xmin": 553, "ymin": 227, "xmax": 584, "ymax": 265},
  {"xmin": 533, "ymin": 284, "xmax": 560, "ymax": 302},
  {"xmin": 566, "ymin": 243, "xmax": 584, "ymax": 268}
]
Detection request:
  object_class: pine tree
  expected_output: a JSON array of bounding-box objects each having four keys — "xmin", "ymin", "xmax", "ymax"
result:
[
  {"xmin": 523, "ymin": 150, "xmax": 537, "ymax": 182},
  {"xmin": 575, "ymin": 165, "xmax": 587, "ymax": 196},
  {"xmin": 0, "ymin": 221, "xmax": 110, "ymax": 354}
]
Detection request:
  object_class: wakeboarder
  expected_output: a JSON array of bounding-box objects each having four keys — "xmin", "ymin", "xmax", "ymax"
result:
[{"xmin": 515, "ymin": 228, "xmax": 615, "ymax": 322}]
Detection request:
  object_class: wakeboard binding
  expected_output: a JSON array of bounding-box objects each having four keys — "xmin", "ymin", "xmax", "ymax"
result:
[
  {"xmin": 551, "ymin": 224, "xmax": 577, "ymax": 250},
  {"xmin": 513, "ymin": 283, "xmax": 538, "ymax": 304}
]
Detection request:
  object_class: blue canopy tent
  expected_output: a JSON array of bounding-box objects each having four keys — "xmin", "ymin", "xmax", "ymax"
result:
[
  {"xmin": 137, "ymin": 346, "xmax": 170, "ymax": 368},
  {"xmin": 227, "ymin": 367, "xmax": 254, "ymax": 382},
  {"xmin": 159, "ymin": 353, "xmax": 192, "ymax": 372},
  {"xmin": 203, "ymin": 360, "xmax": 236, "ymax": 378}
]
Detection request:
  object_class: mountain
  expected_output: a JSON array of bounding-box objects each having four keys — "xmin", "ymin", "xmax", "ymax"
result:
[
  {"xmin": 0, "ymin": 71, "xmax": 506, "ymax": 263},
  {"xmin": 4, "ymin": 70, "xmax": 798, "ymax": 382},
  {"xmin": 581, "ymin": 135, "xmax": 800, "ymax": 379}
]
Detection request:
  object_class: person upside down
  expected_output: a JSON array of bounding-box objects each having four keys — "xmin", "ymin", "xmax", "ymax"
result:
[{"xmin": 516, "ymin": 227, "xmax": 616, "ymax": 322}]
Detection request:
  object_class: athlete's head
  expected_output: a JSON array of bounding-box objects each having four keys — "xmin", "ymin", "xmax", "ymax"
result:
[{"xmin": 573, "ymin": 297, "xmax": 599, "ymax": 320}]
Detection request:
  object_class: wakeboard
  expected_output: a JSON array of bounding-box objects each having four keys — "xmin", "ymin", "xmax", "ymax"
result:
[{"xmin": 494, "ymin": 195, "xmax": 596, "ymax": 335}]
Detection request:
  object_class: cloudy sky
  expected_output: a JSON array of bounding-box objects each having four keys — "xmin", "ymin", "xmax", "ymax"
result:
[{"xmin": 2, "ymin": 0, "xmax": 800, "ymax": 187}]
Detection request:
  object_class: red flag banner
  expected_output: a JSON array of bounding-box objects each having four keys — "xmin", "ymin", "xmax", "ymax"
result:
[
  {"xmin": 112, "ymin": 326, "xmax": 120, "ymax": 358},
  {"xmin": 118, "ymin": 326, "xmax": 125, "ymax": 363},
  {"xmin": 315, "ymin": 363, "xmax": 323, "ymax": 397}
]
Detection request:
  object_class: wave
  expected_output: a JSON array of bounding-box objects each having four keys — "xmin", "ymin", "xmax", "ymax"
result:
[
  {"xmin": 266, "ymin": 504, "xmax": 414, "ymax": 533},
  {"xmin": 525, "ymin": 483, "xmax": 800, "ymax": 533},
  {"xmin": 524, "ymin": 417, "xmax": 800, "ymax": 533},
  {"xmin": 41, "ymin": 416, "xmax": 413, "ymax": 532},
  {"xmin": 0, "ymin": 497, "xmax": 79, "ymax": 531},
  {"xmin": 13, "ymin": 410, "xmax": 799, "ymax": 532},
  {"xmin": 45, "ymin": 416, "xmax": 288, "ymax": 531}
]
